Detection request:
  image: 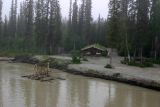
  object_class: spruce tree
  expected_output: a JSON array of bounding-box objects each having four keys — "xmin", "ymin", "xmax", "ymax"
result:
[
  {"xmin": 119, "ymin": 0, "xmax": 131, "ymax": 61},
  {"xmin": 71, "ymin": 0, "xmax": 78, "ymax": 49},
  {"xmin": 107, "ymin": 0, "xmax": 121, "ymax": 65},
  {"xmin": 24, "ymin": 0, "xmax": 33, "ymax": 51},
  {"xmin": 78, "ymin": 0, "xmax": 85, "ymax": 37},
  {"xmin": 136, "ymin": 0, "xmax": 150, "ymax": 63},
  {"xmin": 25, "ymin": 0, "xmax": 33, "ymax": 38},
  {"xmin": 84, "ymin": 0, "xmax": 92, "ymax": 44},
  {"xmin": 9, "ymin": 0, "xmax": 17, "ymax": 38},
  {"xmin": 35, "ymin": 0, "xmax": 44, "ymax": 52},
  {"xmin": 128, "ymin": 0, "xmax": 137, "ymax": 59},
  {"xmin": 72, "ymin": 0, "xmax": 78, "ymax": 33},
  {"xmin": 17, "ymin": 2, "xmax": 26, "ymax": 37},
  {"xmin": 0, "ymin": 0, "xmax": 2, "ymax": 38},
  {"xmin": 68, "ymin": 0, "xmax": 72, "ymax": 27},
  {"xmin": 54, "ymin": 0, "xmax": 62, "ymax": 52},
  {"xmin": 47, "ymin": 0, "xmax": 61, "ymax": 54},
  {"xmin": 150, "ymin": 0, "xmax": 160, "ymax": 59},
  {"xmin": 3, "ymin": 16, "xmax": 8, "ymax": 38},
  {"xmin": 96, "ymin": 15, "xmax": 106, "ymax": 45}
]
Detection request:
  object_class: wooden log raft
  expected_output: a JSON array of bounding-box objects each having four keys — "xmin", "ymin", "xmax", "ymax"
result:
[
  {"xmin": 33, "ymin": 62, "xmax": 51, "ymax": 76},
  {"xmin": 22, "ymin": 62, "xmax": 65, "ymax": 82}
]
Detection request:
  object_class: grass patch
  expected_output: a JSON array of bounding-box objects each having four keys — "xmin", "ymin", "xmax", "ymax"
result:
[
  {"xmin": 0, "ymin": 51, "xmax": 34, "ymax": 57},
  {"xmin": 121, "ymin": 59, "xmax": 153, "ymax": 68}
]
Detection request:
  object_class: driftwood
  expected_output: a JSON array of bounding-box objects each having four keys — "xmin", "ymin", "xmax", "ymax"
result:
[
  {"xmin": 22, "ymin": 74, "xmax": 54, "ymax": 82},
  {"xmin": 22, "ymin": 74, "xmax": 66, "ymax": 82}
]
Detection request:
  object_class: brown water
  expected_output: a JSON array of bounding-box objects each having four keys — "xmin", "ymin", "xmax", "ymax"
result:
[{"xmin": 0, "ymin": 62, "xmax": 160, "ymax": 107}]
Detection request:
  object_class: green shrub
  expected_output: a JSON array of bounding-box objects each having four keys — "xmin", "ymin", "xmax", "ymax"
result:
[
  {"xmin": 143, "ymin": 62, "xmax": 153, "ymax": 67},
  {"xmin": 152, "ymin": 59, "xmax": 160, "ymax": 65},
  {"xmin": 72, "ymin": 56, "xmax": 81, "ymax": 64},
  {"xmin": 131, "ymin": 62, "xmax": 153, "ymax": 68},
  {"xmin": 105, "ymin": 64, "xmax": 113, "ymax": 69},
  {"xmin": 71, "ymin": 50, "xmax": 81, "ymax": 64},
  {"xmin": 102, "ymin": 51, "xmax": 108, "ymax": 57}
]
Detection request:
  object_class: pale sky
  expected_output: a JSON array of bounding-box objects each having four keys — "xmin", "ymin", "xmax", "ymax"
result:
[{"xmin": 2, "ymin": 0, "xmax": 109, "ymax": 20}]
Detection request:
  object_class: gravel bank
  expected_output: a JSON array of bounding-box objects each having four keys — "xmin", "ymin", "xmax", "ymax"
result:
[{"xmin": 67, "ymin": 64, "xmax": 160, "ymax": 91}]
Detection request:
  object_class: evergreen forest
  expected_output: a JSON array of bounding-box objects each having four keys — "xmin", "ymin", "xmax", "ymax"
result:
[{"xmin": 0, "ymin": 0, "xmax": 159, "ymax": 61}]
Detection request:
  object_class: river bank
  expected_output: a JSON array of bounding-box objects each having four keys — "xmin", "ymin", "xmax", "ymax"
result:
[{"xmin": 6, "ymin": 55, "xmax": 160, "ymax": 91}]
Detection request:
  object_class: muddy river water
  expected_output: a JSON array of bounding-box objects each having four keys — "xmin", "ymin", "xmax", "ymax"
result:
[{"xmin": 0, "ymin": 61, "xmax": 160, "ymax": 107}]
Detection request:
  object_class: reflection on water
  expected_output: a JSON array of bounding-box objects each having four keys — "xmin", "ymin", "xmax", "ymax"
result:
[{"xmin": 0, "ymin": 62, "xmax": 160, "ymax": 107}]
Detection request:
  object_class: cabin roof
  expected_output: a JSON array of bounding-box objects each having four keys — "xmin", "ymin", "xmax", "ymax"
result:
[{"xmin": 81, "ymin": 44, "xmax": 107, "ymax": 52}]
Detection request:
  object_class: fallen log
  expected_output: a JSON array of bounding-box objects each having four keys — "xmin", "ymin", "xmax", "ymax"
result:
[{"xmin": 22, "ymin": 74, "xmax": 66, "ymax": 82}]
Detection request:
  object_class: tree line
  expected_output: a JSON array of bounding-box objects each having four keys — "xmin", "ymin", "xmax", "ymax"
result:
[
  {"xmin": 0, "ymin": 0, "xmax": 159, "ymax": 61},
  {"xmin": 0, "ymin": 0, "xmax": 106, "ymax": 55}
]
